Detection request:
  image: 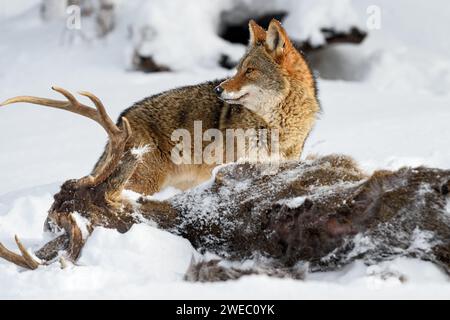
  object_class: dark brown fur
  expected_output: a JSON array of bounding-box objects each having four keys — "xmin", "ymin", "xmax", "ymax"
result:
[{"xmin": 31, "ymin": 154, "xmax": 450, "ymax": 281}]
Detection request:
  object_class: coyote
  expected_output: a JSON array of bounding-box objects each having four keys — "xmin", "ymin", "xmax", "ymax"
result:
[
  {"xmin": 1, "ymin": 19, "xmax": 319, "ymax": 195},
  {"xmin": 2, "ymin": 23, "xmax": 449, "ymax": 276}
]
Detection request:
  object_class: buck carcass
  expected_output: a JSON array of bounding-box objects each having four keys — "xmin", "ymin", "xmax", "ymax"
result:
[{"xmin": 0, "ymin": 88, "xmax": 449, "ymax": 282}]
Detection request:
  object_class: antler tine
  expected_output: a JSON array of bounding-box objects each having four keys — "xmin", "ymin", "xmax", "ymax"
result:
[
  {"xmin": 60, "ymin": 214, "xmax": 85, "ymax": 261},
  {"xmin": 14, "ymin": 235, "xmax": 40, "ymax": 269},
  {"xmin": 0, "ymin": 236, "xmax": 40, "ymax": 270},
  {"xmin": 51, "ymin": 86, "xmax": 79, "ymax": 107},
  {"xmin": 78, "ymin": 91, "xmax": 121, "ymax": 136},
  {"xmin": 0, "ymin": 96, "xmax": 68, "ymax": 109},
  {"xmin": 84, "ymin": 116, "xmax": 132, "ymax": 187},
  {"xmin": 52, "ymin": 86, "xmax": 114, "ymax": 132},
  {"xmin": 121, "ymin": 116, "xmax": 132, "ymax": 138},
  {"xmin": 0, "ymin": 242, "xmax": 30, "ymax": 269}
]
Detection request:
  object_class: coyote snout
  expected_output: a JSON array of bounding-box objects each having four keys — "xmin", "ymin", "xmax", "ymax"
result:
[{"xmin": 214, "ymin": 83, "xmax": 250, "ymax": 104}]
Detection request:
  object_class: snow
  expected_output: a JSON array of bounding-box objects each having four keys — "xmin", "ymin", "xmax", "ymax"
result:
[
  {"xmin": 278, "ymin": 196, "xmax": 306, "ymax": 209},
  {"xmin": 1, "ymin": 0, "xmax": 450, "ymax": 299},
  {"xmin": 126, "ymin": 0, "xmax": 243, "ymax": 70},
  {"xmin": 72, "ymin": 212, "xmax": 92, "ymax": 240},
  {"xmin": 407, "ymin": 228, "xmax": 436, "ymax": 254},
  {"xmin": 130, "ymin": 145, "xmax": 151, "ymax": 158},
  {"xmin": 0, "ymin": 0, "xmax": 40, "ymax": 20},
  {"xmin": 126, "ymin": 0, "xmax": 365, "ymax": 70}
]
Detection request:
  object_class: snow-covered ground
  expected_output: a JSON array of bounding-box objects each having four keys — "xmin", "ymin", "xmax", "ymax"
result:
[{"xmin": 1, "ymin": 0, "xmax": 450, "ymax": 299}]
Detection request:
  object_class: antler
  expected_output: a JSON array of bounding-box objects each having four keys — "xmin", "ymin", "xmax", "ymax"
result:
[
  {"xmin": 0, "ymin": 87, "xmax": 140, "ymax": 270},
  {"xmin": 0, "ymin": 236, "xmax": 40, "ymax": 270},
  {"xmin": 0, "ymin": 213, "xmax": 89, "ymax": 270},
  {"xmin": 0, "ymin": 86, "xmax": 132, "ymax": 187}
]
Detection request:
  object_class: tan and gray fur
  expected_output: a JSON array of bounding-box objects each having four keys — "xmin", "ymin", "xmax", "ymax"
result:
[{"xmin": 90, "ymin": 19, "xmax": 319, "ymax": 195}]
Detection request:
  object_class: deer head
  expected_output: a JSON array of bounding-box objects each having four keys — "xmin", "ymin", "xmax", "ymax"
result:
[{"xmin": 0, "ymin": 87, "xmax": 144, "ymax": 269}]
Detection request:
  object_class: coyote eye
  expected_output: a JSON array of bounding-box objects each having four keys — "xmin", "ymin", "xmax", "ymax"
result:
[{"xmin": 245, "ymin": 68, "xmax": 255, "ymax": 75}]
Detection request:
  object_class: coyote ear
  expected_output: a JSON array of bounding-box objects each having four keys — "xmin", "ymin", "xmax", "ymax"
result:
[
  {"xmin": 266, "ymin": 19, "xmax": 289, "ymax": 56},
  {"xmin": 248, "ymin": 20, "xmax": 266, "ymax": 45}
]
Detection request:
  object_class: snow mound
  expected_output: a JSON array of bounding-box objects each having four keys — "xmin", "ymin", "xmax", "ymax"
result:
[{"xmin": 79, "ymin": 224, "xmax": 197, "ymax": 281}]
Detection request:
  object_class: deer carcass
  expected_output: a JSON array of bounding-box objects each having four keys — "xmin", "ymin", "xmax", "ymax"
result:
[{"xmin": 0, "ymin": 88, "xmax": 449, "ymax": 281}]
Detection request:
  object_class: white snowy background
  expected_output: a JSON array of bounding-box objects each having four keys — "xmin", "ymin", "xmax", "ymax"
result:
[{"xmin": 1, "ymin": 0, "xmax": 450, "ymax": 299}]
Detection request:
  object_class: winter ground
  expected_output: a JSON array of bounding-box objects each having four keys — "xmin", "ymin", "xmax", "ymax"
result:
[{"xmin": 1, "ymin": 1, "xmax": 450, "ymax": 299}]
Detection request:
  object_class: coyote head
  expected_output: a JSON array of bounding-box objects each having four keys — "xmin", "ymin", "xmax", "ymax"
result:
[{"xmin": 215, "ymin": 19, "xmax": 315, "ymax": 119}]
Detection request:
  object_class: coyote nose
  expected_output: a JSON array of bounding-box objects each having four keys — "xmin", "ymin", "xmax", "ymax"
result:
[{"xmin": 214, "ymin": 85, "xmax": 224, "ymax": 96}]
